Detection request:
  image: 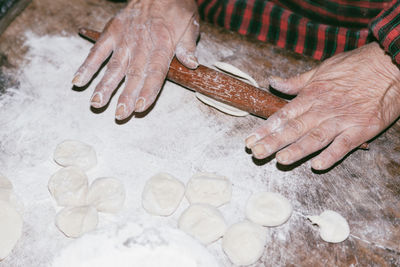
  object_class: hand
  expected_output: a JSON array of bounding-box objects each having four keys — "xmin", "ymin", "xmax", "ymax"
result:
[
  {"xmin": 72, "ymin": 0, "xmax": 199, "ymax": 120},
  {"xmin": 245, "ymin": 42, "xmax": 400, "ymax": 170}
]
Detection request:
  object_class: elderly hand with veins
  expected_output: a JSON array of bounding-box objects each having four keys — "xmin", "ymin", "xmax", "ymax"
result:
[
  {"xmin": 72, "ymin": 0, "xmax": 199, "ymax": 119},
  {"xmin": 246, "ymin": 42, "xmax": 400, "ymax": 170}
]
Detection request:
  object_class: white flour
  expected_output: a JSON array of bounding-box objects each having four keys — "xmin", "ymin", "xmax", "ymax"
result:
[{"xmin": 0, "ymin": 32, "xmax": 304, "ymax": 266}]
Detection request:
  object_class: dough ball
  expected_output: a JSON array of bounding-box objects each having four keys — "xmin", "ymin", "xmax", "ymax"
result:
[
  {"xmin": 48, "ymin": 166, "xmax": 89, "ymax": 207},
  {"xmin": 178, "ymin": 204, "xmax": 227, "ymax": 245},
  {"xmin": 307, "ymin": 210, "xmax": 350, "ymax": 243},
  {"xmin": 54, "ymin": 140, "xmax": 97, "ymax": 171},
  {"xmin": 0, "ymin": 175, "xmax": 13, "ymax": 203},
  {"xmin": 87, "ymin": 177, "xmax": 125, "ymax": 213},
  {"xmin": 0, "ymin": 200, "xmax": 23, "ymax": 260},
  {"xmin": 245, "ymin": 192, "xmax": 292, "ymax": 227},
  {"xmin": 0, "ymin": 191, "xmax": 23, "ymax": 212},
  {"xmin": 142, "ymin": 173, "xmax": 185, "ymax": 216},
  {"xmin": 0, "ymin": 189, "xmax": 12, "ymax": 203},
  {"xmin": 222, "ymin": 221, "xmax": 267, "ymax": 266},
  {"xmin": 0, "ymin": 174, "xmax": 12, "ymax": 190},
  {"xmin": 185, "ymin": 172, "xmax": 232, "ymax": 207},
  {"xmin": 0, "ymin": 176, "xmax": 24, "ymax": 213},
  {"xmin": 56, "ymin": 206, "xmax": 98, "ymax": 238}
]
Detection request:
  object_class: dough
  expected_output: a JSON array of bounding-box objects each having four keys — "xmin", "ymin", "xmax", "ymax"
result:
[
  {"xmin": 307, "ymin": 210, "xmax": 350, "ymax": 243},
  {"xmin": 56, "ymin": 206, "xmax": 98, "ymax": 238},
  {"xmin": 195, "ymin": 93, "xmax": 249, "ymax": 117},
  {"xmin": 87, "ymin": 177, "xmax": 125, "ymax": 213},
  {"xmin": 214, "ymin": 62, "xmax": 259, "ymax": 87},
  {"xmin": 178, "ymin": 204, "xmax": 227, "ymax": 245},
  {"xmin": 54, "ymin": 140, "xmax": 97, "ymax": 171},
  {"xmin": 142, "ymin": 173, "xmax": 185, "ymax": 216},
  {"xmin": 0, "ymin": 200, "xmax": 23, "ymax": 260},
  {"xmin": 0, "ymin": 175, "xmax": 23, "ymax": 214},
  {"xmin": 48, "ymin": 166, "xmax": 89, "ymax": 207},
  {"xmin": 0, "ymin": 174, "xmax": 12, "ymax": 190},
  {"xmin": 195, "ymin": 62, "xmax": 260, "ymax": 117},
  {"xmin": 222, "ymin": 221, "xmax": 267, "ymax": 266},
  {"xmin": 185, "ymin": 172, "xmax": 232, "ymax": 207},
  {"xmin": 245, "ymin": 192, "xmax": 292, "ymax": 227},
  {"xmin": 0, "ymin": 175, "xmax": 13, "ymax": 203}
]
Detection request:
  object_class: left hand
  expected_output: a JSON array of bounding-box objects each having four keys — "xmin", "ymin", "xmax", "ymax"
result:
[{"xmin": 245, "ymin": 42, "xmax": 400, "ymax": 170}]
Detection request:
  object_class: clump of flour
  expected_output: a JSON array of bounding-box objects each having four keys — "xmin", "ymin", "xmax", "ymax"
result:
[{"xmin": 52, "ymin": 222, "xmax": 219, "ymax": 267}]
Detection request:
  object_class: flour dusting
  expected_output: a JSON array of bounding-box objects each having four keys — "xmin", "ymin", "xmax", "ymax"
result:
[{"xmin": 0, "ymin": 32, "xmax": 306, "ymax": 266}]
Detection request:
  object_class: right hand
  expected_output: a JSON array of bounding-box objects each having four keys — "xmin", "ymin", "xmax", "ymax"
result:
[{"xmin": 72, "ymin": 0, "xmax": 200, "ymax": 120}]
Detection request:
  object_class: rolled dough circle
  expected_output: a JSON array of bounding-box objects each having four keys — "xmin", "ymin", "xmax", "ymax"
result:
[
  {"xmin": 195, "ymin": 93, "xmax": 249, "ymax": 117},
  {"xmin": 178, "ymin": 204, "xmax": 227, "ymax": 245},
  {"xmin": 56, "ymin": 206, "xmax": 98, "ymax": 238},
  {"xmin": 246, "ymin": 192, "xmax": 292, "ymax": 227},
  {"xmin": 48, "ymin": 166, "xmax": 89, "ymax": 207},
  {"xmin": 307, "ymin": 210, "xmax": 350, "ymax": 243},
  {"xmin": 185, "ymin": 172, "xmax": 232, "ymax": 207},
  {"xmin": 0, "ymin": 200, "xmax": 23, "ymax": 260},
  {"xmin": 222, "ymin": 221, "xmax": 267, "ymax": 266},
  {"xmin": 87, "ymin": 177, "xmax": 125, "ymax": 213},
  {"xmin": 54, "ymin": 140, "xmax": 97, "ymax": 171},
  {"xmin": 142, "ymin": 173, "xmax": 185, "ymax": 216}
]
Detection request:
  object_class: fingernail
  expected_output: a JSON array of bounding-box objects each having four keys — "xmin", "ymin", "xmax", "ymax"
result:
[
  {"xmin": 252, "ymin": 144, "xmax": 267, "ymax": 158},
  {"xmin": 276, "ymin": 151, "xmax": 289, "ymax": 163},
  {"xmin": 115, "ymin": 103, "xmax": 127, "ymax": 120},
  {"xmin": 312, "ymin": 159, "xmax": 324, "ymax": 170},
  {"xmin": 187, "ymin": 55, "xmax": 199, "ymax": 69},
  {"xmin": 72, "ymin": 74, "xmax": 81, "ymax": 85},
  {"xmin": 245, "ymin": 134, "xmax": 259, "ymax": 148},
  {"xmin": 268, "ymin": 76, "xmax": 283, "ymax": 88},
  {"xmin": 135, "ymin": 98, "xmax": 145, "ymax": 112},
  {"xmin": 90, "ymin": 92, "xmax": 103, "ymax": 108}
]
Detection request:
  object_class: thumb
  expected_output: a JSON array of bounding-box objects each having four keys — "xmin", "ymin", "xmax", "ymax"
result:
[
  {"xmin": 268, "ymin": 68, "xmax": 316, "ymax": 95},
  {"xmin": 175, "ymin": 15, "xmax": 200, "ymax": 69}
]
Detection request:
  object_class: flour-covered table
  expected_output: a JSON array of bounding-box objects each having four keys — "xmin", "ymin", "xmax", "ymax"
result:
[{"xmin": 0, "ymin": 0, "xmax": 399, "ymax": 266}]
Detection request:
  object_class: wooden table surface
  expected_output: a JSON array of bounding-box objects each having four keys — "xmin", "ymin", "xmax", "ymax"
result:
[{"xmin": 0, "ymin": 0, "xmax": 399, "ymax": 266}]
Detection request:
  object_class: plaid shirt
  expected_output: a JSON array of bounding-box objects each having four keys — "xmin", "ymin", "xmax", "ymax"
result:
[{"xmin": 195, "ymin": 0, "xmax": 400, "ymax": 64}]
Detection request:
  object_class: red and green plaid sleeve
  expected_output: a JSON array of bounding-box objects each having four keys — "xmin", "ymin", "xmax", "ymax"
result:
[
  {"xmin": 195, "ymin": 0, "xmax": 395, "ymax": 61},
  {"xmin": 370, "ymin": 1, "xmax": 400, "ymax": 64}
]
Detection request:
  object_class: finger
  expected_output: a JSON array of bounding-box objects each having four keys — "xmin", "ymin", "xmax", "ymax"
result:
[
  {"xmin": 90, "ymin": 47, "xmax": 129, "ymax": 108},
  {"xmin": 175, "ymin": 15, "xmax": 200, "ymax": 69},
  {"xmin": 250, "ymin": 112, "xmax": 319, "ymax": 159},
  {"xmin": 268, "ymin": 68, "xmax": 316, "ymax": 95},
  {"xmin": 311, "ymin": 127, "xmax": 366, "ymax": 170},
  {"xmin": 276, "ymin": 118, "xmax": 341, "ymax": 165},
  {"xmin": 73, "ymin": 34, "xmax": 113, "ymax": 87},
  {"xmin": 245, "ymin": 96, "xmax": 312, "ymax": 148},
  {"xmin": 115, "ymin": 33, "xmax": 151, "ymax": 120},
  {"xmin": 134, "ymin": 22, "xmax": 175, "ymax": 113}
]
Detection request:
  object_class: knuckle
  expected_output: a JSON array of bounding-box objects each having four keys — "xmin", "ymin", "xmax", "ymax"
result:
[
  {"xmin": 107, "ymin": 58, "xmax": 123, "ymax": 70},
  {"xmin": 147, "ymin": 63, "xmax": 168, "ymax": 77},
  {"xmin": 267, "ymin": 132, "xmax": 281, "ymax": 147},
  {"xmin": 339, "ymin": 134, "xmax": 353, "ymax": 151},
  {"xmin": 149, "ymin": 19, "xmax": 173, "ymax": 47},
  {"xmin": 153, "ymin": 47, "xmax": 173, "ymax": 61},
  {"xmin": 308, "ymin": 128, "xmax": 326, "ymax": 143},
  {"xmin": 286, "ymin": 118, "xmax": 305, "ymax": 134},
  {"xmin": 89, "ymin": 43, "xmax": 103, "ymax": 54},
  {"xmin": 125, "ymin": 67, "xmax": 142, "ymax": 79},
  {"xmin": 275, "ymin": 109, "xmax": 289, "ymax": 121}
]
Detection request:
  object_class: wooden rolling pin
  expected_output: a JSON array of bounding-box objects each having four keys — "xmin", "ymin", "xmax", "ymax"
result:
[{"xmin": 78, "ymin": 28, "xmax": 287, "ymax": 118}]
